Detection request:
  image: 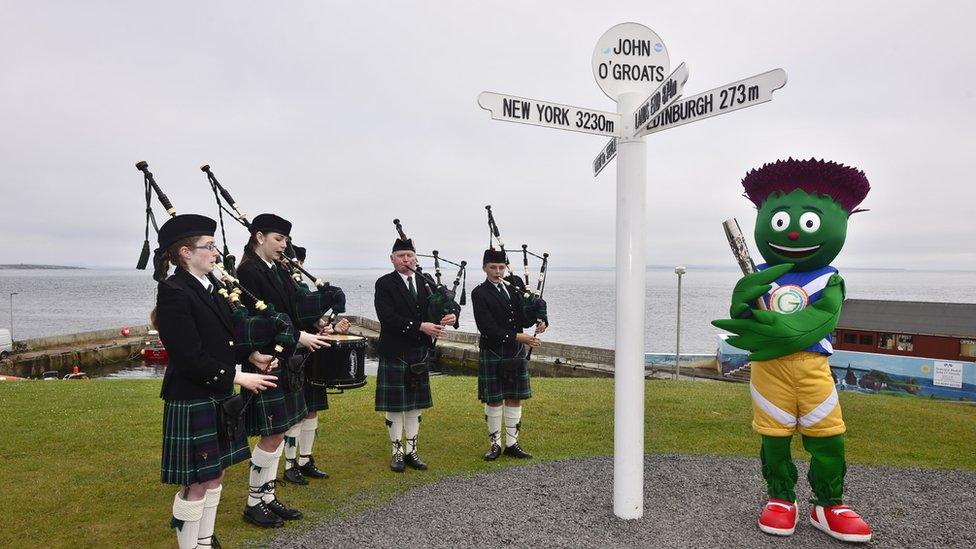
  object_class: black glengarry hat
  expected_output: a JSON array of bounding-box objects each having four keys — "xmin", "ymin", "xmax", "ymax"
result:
[
  {"xmin": 157, "ymin": 214, "xmax": 216, "ymax": 249},
  {"xmin": 392, "ymin": 238, "xmax": 415, "ymax": 252},
  {"xmin": 251, "ymin": 213, "xmax": 292, "ymax": 236},
  {"xmin": 293, "ymin": 246, "xmax": 307, "ymax": 262},
  {"xmin": 483, "ymin": 248, "xmax": 507, "ymax": 265}
]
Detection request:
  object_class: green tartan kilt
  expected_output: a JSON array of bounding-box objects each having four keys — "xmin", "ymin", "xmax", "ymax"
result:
[
  {"xmin": 303, "ymin": 378, "xmax": 329, "ymax": 412},
  {"xmin": 375, "ymin": 347, "xmax": 433, "ymax": 412},
  {"xmin": 478, "ymin": 347, "xmax": 532, "ymax": 403},
  {"xmin": 161, "ymin": 398, "xmax": 250, "ymax": 486},
  {"xmin": 244, "ymin": 365, "xmax": 308, "ymax": 436}
]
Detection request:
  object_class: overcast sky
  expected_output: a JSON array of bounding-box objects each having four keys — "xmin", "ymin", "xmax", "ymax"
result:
[{"xmin": 1, "ymin": 1, "xmax": 973, "ymax": 271}]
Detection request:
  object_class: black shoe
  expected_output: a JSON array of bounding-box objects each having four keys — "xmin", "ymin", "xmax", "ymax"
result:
[
  {"xmin": 242, "ymin": 502, "xmax": 284, "ymax": 528},
  {"xmin": 390, "ymin": 452, "xmax": 405, "ymax": 473},
  {"xmin": 283, "ymin": 460, "xmax": 308, "ymax": 485},
  {"xmin": 266, "ymin": 497, "xmax": 303, "ymax": 520},
  {"xmin": 211, "ymin": 533, "xmax": 222, "ymax": 549},
  {"xmin": 483, "ymin": 443, "xmax": 502, "ymax": 461},
  {"xmin": 503, "ymin": 442, "xmax": 533, "ymax": 459},
  {"xmin": 299, "ymin": 455, "xmax": 329, "ymax": 479},
  {"xmin": 404, "ymin": 451, "xmax": 428, "ymax": 470}
]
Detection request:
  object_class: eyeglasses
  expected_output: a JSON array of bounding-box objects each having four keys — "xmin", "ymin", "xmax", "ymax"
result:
[{"xmin": 191, "ymin": 243, "xmax": 218, "ymax": 252}]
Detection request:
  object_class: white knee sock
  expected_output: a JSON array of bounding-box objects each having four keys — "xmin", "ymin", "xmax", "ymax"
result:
[
  {"xmin": 262, "ymin": 441, "xmax": 284, "ymax": 503},
  {"xmin": 403, "ymin": 409, "xmax": 421, "ymax": 454},
  {"xmin": 298, "ymin": 416, "xmax": 318, "ymax": 465},
  {"xmin": 284, "ymin": 424, "xmax": 301, "ymax": 466},
  {"xmin": 197, "ymin": 485, "xmax": 221, "ymax": 548},
  {"xmin": 503, "ymin": 405, "xmax": 522, "ymax": 447},
  {"xmin": 385, "ymin": 412, "xmax": 404, "ymax": 455},
  {"xmin": 485, "ymin": 404, "xmax": 503, "ymax": 446},
  {"xmin": 248, "ymin": 445, "xmax": 278, "ymax": 507},
  {"xmin": 172, "ymin": 492, "xmax": 205, "ymax": 549}
]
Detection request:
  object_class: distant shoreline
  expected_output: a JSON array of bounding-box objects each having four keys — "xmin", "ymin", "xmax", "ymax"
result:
[{"xmin": 0, "ymin": 264, "xmax": 85, "ymax": 270}]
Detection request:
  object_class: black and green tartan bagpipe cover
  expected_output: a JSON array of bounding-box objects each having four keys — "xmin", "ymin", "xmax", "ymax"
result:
[
  {"xmin": 523, "ymin": 292, "xmax": 548, "ymax": 325},
  {"xmin": 505, "ymin": 275, "xmax": 548, "ymax": 325},
  {"xmin": 294, "ymin": 282, "xmax": 347, "ymax": 331},
  {"xmin": 426, "ymin": 283, "xmax": 462, "ymax": 320},
  {"xmin": 230, "ymin": 303, "xmax": 298, "ymax": 357}
]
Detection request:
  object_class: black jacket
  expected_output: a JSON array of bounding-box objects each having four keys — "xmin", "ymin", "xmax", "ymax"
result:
[
  {"xmin": 236, "ymin": 255, "xmax": 302, "ymax": 328},
  {"xmin": 157, "ymin": 267, "xmax": 248, "ymax": 400},
  {"xmin": 471, "ymin": 276, "xmax": 536, "ymax": 356},
  {"xmin": 374, "ymin": 271, "xmax": 436, "ymax": 358}
]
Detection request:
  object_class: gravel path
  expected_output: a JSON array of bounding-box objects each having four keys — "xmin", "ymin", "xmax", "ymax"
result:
[{"xmin": 264, "ymin": 455, "xmax": 975, "ymax": 548}]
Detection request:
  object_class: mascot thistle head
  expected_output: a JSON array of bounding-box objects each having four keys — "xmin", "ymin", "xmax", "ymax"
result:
[{"xmin": 743, "ymin": 158, "xmax": 870, "ymax": 271}]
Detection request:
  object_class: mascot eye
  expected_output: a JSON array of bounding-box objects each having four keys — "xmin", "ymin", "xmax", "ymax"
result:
[
  {"xmin": 770, "ymin": 211, "xmax": 790, "ymax": 232},
  {"xmin": 799, "ymin": 212, "xmax": 821, "ymax": 233}
]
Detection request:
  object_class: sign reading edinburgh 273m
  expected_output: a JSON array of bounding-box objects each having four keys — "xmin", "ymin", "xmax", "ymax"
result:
[{"xmin": 592, "ymin": 22, "xmax": 670, "ymax": 100}]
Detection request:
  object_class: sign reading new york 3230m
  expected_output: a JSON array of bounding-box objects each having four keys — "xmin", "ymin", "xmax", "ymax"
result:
[{"xmin": 592, "ymin": 22, "xmax": 670, "ymax": 101}]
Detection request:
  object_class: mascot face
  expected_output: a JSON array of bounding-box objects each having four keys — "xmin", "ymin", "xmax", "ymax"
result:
[{"xmin": 754, "ymin": 189, "xmax": 848, "ymax": 272}]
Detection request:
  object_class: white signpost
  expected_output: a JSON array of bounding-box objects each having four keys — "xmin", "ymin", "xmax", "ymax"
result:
[{"xmin": 478, "ymin": 21, "xmax": 787, "ymax": 521}]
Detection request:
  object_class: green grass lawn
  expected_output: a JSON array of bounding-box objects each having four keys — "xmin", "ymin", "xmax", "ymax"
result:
[{"xmin": 2, "ymin": 377, "xmax": 973, "ymax": 547}]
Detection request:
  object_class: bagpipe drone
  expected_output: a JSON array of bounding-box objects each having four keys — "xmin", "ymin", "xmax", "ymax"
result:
[
  {"xmin": 198, "ymin": 164, "xmax": 346, "ymax": 333},
  {"xmin": 134, "ymin": 161, "xmax": 297, "ymax": 360}
]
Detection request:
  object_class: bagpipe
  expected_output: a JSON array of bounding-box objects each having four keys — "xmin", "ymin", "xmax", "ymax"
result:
[
  {"xmin": 485, "ymin": 205, "xmax": 549, "ymax": 326},
  {"xmin": 393, "ymin": 219, "xmax": 465, "ymax": 322},
  {"xmin": 135, "ymin": 161, "xmax": 296, "ymax": 359},
  {"xmin": 199, "ymin": 164, "xmax": 346, "ymax": 332}
]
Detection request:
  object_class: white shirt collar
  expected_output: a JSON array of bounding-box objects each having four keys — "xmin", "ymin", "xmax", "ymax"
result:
[
  {"xmin": 192, "ymin": 272, "xmax": 212, "ymax": 291},
  {"xmin": 262, "ymin": 257, "xmax": 275, "ymax": 269},
  {"xmin": 398, "ymin": 271, "xmax": 414, "ymax": 287}
]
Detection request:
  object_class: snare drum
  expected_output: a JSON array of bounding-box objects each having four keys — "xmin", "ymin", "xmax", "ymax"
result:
[{"xmin": 307, "ymin": 334, "xmax": 368, "ymax": 390}]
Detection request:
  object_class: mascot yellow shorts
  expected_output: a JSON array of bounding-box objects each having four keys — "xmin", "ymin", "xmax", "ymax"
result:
[{"xmin": 750, "ymin": 352, "xmax": 845, "ymax": 437}]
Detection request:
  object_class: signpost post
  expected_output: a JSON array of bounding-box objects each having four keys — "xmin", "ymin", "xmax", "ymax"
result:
[{"xmin": 478, "ymin": 21, "xmax": 787, "ymax": 521}]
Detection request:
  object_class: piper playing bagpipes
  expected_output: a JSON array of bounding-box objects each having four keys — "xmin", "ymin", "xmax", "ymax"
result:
[
  {"xmin": 199, "ymin": 165, "xmax": 348, "ymax": 500},
  {"xmin": 373, "ymin": 220, "xmax": 460, "ymax": 473},
  {"xmin": 712, "ymin": 158, "xmax": 873, "ymax": 543},
  {"xmin": 135, "ymin": 162, "xmax": 289, "ymax": 548},
  {"xmin": 473, "ymin": 206, "xmax": 549, "ymax": 461},
  {"xmin": 235, "ymin": 213, "xmax": 335, "ymax": 527}
]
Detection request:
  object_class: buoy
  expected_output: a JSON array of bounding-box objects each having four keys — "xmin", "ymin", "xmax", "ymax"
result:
[{"xmin": 121, "ymin": 327, "xmax": 131, "ymax": 337}]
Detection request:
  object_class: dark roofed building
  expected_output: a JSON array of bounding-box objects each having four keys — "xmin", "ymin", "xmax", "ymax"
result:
[{"xmin": 834, "ymin": 299, "xmax": 976, "ymax": 362}]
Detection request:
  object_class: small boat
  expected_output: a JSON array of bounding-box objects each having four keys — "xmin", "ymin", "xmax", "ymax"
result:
[
  {"xmin": 140, "ymin": 330, "xmax": 168, "ymax": 363},
  {"xmin": 41, "ymin": 366, "xmax": 89, "ymax": 380}
]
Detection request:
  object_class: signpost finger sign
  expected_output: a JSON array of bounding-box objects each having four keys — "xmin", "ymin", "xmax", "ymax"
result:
[
  {"xmin": 477, "ymin": 92, "xmax": 623, "ymax": 137},
  {"xmin": 638, "ymin": 69, "xmax": 787, "ymax": 136}
]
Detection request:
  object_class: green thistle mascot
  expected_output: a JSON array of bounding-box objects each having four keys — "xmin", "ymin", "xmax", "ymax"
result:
[{"xmin": 712, "ymin": 158, "xmax": 873, "ymax": 542}]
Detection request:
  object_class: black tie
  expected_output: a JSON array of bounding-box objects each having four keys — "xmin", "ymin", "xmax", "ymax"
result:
[
  {"xmin": 270, "ymin": 264, "xmax": 285, "ymax": 291},
  {"xmin": 408, "ymin": 276, "xmax": 417, "ymax": 299},
  {"xmin": 497, "ymin": 283, "xmax": 509, "ymax": 300}
]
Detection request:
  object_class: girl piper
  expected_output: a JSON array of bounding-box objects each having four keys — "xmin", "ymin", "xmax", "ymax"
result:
[{"xmin": 153, "ymin": 214, "xmax": 278, "ymax": 548}]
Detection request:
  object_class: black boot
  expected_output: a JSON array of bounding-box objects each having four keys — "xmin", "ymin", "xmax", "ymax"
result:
[
  {"xmin": 298, "ymin": 455, "xmax": 329, "ymax": 479},
  {"xmin": 283, "ymin": 459, "xmax": 308, "ymax": 485},
  {"xmin": 484, "ymin": 443, "xmax": 502, "ymax": 461},
  {"xmin": 260, "ymin": 480, "xmax": 303, "ymax": 520},
  {"xmin": 503, "ymin": 442, "xmax": 533, "ymax": 459},
  {"xmin": 390, "ymin": 450, "xmax": 406, "ymax": 472},
  {"xmin": 242, "ymin": 501, "xmax": 284, "ymax": 528},
  {"xmin": 404, "ymin": 451, "xmax": 428, "ymax": 470}
]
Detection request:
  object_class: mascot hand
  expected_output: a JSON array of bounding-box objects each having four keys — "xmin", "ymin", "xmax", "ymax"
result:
[
  {"xmin": 727, "ymin": 263, "xmax": 793, "ymax": 318},
  {"xmin": 712, "ymin": 277, "xmax": 844, "ymax": 361}
]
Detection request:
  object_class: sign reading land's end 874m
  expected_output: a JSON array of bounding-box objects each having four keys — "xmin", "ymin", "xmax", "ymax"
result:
[
  {"xmin": 592, "ymin": 22, "xmax": 670, "ymax": 101},
  {"xmin": 638, "ymin": 68, "xmax": 787, "ymax": 136}
]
